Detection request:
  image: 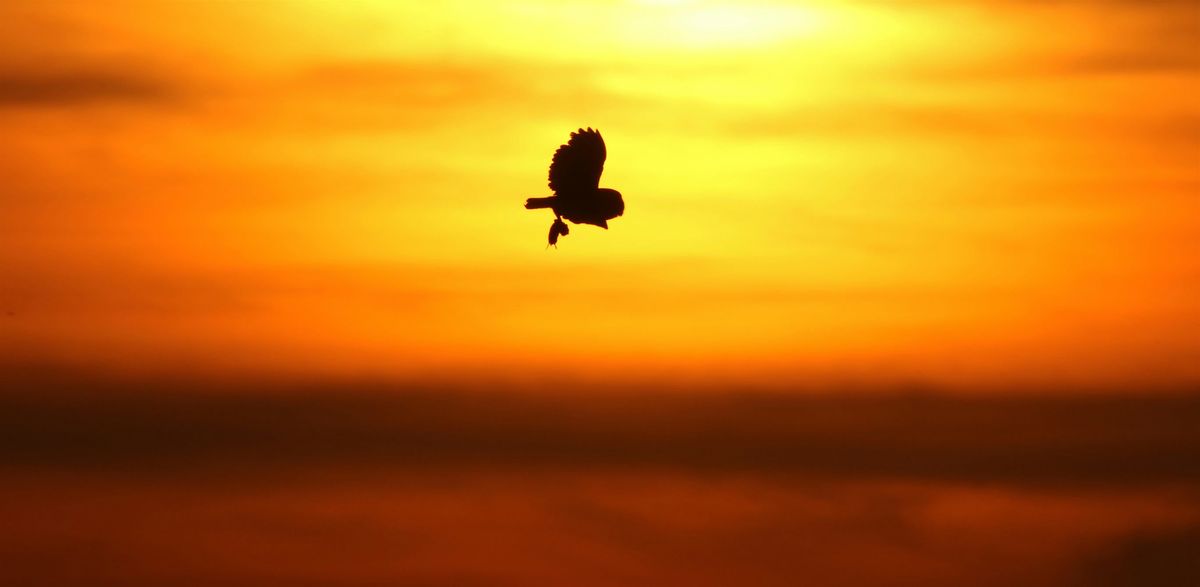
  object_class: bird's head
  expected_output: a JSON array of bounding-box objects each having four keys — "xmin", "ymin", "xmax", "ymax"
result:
[{"xmin": 598, "ymin": 188, "xmax": 625, "ymax": 218}]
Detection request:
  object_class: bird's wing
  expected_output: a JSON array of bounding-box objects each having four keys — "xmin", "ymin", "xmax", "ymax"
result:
[{"xmin": 548, "ymin": 127, "xmax": 606, "ymax": 196}]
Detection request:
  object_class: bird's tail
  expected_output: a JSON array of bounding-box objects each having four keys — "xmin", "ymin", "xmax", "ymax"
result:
[{"xmin": 525, "ymin": 196, "xmax": 556, "ymax": 210}]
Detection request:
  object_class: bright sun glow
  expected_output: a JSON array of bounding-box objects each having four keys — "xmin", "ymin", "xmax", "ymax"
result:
[{"xmin": 625, "ymin": 1, "xmax": 832, "ymax": 48}]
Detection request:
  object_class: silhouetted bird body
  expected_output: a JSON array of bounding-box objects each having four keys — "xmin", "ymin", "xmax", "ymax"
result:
[{"xmin": 525, "ymin": 128, "xmax": 624, "ymax": 246}]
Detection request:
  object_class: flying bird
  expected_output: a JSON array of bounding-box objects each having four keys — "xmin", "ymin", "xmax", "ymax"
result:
[{"xmin": 525, "ymin": 127, "xmax": 624, "ymax": 246}]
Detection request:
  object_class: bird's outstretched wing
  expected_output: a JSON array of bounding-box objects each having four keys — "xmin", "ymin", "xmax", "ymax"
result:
[{"xmin": 548, "ymin": 127, "xmax": 606, "ymax": 196}]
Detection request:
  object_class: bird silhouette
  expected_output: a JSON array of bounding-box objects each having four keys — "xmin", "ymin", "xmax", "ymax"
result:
[{"xmin": 525, "ymin": 128, "xmax": 624, "ymax": 246}]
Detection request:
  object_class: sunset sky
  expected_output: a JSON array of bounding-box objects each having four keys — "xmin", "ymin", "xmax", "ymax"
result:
[
  {"xmin": 3, "ymin": 0, "xmax": 1197, "ymax": 390},
  {"xmin": 1, "ymin": 2, "xmax": 1199, "ymax": 585}
]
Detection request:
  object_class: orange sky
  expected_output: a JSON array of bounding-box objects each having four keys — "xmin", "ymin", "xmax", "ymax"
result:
[
  {"xmin": 3, "ymin": 4, "xmax": 1200, "ymax": 585},
  {"xmin": 1, "ymin": 0, "xmax": 1198, "ymax": 390}
]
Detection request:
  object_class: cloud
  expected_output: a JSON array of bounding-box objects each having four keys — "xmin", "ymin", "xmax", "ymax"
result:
[
  {"xmin": 278, "ymin": 58, "xmax": 658, "ymax": 132},
  {"xmin": 296, "ymin": 61, "xmax": 516, "ymax": 108},
  {"xmin": 0, "ymin": 63, "xmax": 177, "ymax": 107},
  {"xmin": 3, "ymin": 372, "xmax": 1199, "ymax": 487},
  {"xmin": 1058, "ymin": 47, "xmax": 1200, "ymax": 76},
  {"xmin": 1080, "ymin": 524, "xmax": 1200, "ymax": 586},
  {"xmin": 726, "ymin": 103, "xmax": 1005, "ymax": 138}
]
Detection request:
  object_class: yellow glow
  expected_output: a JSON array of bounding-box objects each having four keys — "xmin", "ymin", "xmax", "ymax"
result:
[{"xmin": 622, "ymin": 1, "xmax": 832, "ymax": 49}]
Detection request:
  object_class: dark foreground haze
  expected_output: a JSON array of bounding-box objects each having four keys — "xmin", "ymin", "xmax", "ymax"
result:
[{"xmin": 3, "ymin": 370, "xmax": 1198, "ymax": 586}]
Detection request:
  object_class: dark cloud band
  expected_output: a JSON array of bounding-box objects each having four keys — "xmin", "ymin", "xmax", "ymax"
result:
[{"xmin": 4, "ymin": 375, "xmax": 1198, "ymax": 487}]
